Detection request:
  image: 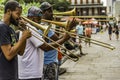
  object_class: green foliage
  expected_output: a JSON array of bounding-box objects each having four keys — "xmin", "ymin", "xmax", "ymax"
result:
[
  {"xmin": 24, "ymin": 0, "xmax": 41, "ymax": 3},
  {"xmin": 39, "ymin": 0, "xmax": 58, "ymax": 4},
  {"xmin": 0, "ymin": 0, "xmax": 70, "ymax": 19},
  {"xmin": 54, "ymin": 0, "xmax": 70, "ymax": 11},
  {"xmin": 21, "ymin": 2, "xmax": 40, "ymax": 16}
]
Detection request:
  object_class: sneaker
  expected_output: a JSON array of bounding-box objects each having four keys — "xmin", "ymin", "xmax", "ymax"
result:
[
  {"xmin": 76, "ymin": 54, "xmax": 82, "ymax": 57},
  {"xmin": 59, "ymin": 68, "xmax": 66, "ymax": 75},
  {"xmin": 81, "ymin": 53, "xmax": 88, "ymax": 56}
]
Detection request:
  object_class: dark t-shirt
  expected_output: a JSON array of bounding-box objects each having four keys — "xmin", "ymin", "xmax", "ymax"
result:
[{"xmin": 0, "ymin": 21, "xmax": 18, "ymax": 80}]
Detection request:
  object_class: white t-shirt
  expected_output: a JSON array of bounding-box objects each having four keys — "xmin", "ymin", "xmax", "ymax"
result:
[{"xmin": 18, "ymin": 23, "xmax": 44, "ymax": 79}]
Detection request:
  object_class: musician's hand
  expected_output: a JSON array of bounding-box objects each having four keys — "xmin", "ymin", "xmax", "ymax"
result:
[
  {"xmin": 65, "ymin": 17, "xmax": 77, "ymax": 31},
  {"xmin": 22, "ymin": 30, "xmax": 32, "ymax": 39},
  {"xmin": 19, "ymin": 18, "xmax": 27, "ymax": 30}
]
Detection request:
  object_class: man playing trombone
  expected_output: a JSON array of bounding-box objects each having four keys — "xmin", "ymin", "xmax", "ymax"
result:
[
  {"xmin": 0, "ymin": 1, "xmax": 31, "ymax": 80},
  {"xmin": 40, "ymin": 2, "xmax": 70, "ymax": 80},
  {"xmin": 40, "ymin": 1, "xmax": 85, "ymax": 79},
  {"xmin": 18, "ymin": 6, "xmax": 77, "ymax": 80}
]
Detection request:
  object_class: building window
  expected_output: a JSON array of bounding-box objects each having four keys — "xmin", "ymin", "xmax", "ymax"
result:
[
  {"xmin": 109, "ymin": 6, "xmax": 111, "ymax": 13},
  {"xmin": 97, "ymin": 0, "xmax": 100, "ymax": 3},
  {"xmin": 80, "ymin": 0, "xmax": 83, "ymax": 4},
  {"xmin": 81, "ymin": 8, "xmax": 83, "ymax": 16},
  {"xmin": 83, "ymin": 10, "xmax": 86, "ymax": 15},
  {"xmin": 86, "ymin": 0, "xmax": 88, "ymax": 4},
  {"xmin": 75, "ymin": 0, "xmax": 77, "ymax": 4},
  {"xmin": 92, "ymin": 0, "xmax": 94, "ymax": 3},
  {"xmin": 86, "ymin": 8, "xmax": 89, "ymax": 15},
  {"xmin": 92, "ymin": 8, "xmax": 94, "ymax": 15},
  {"xmin": 101, "ymin": 10, "xmax": 105, "ymax": 15},
  {"xmin": 77, "ymin": 9, "xmax": 81, "ymax": 16},
  {"xmin": 69, "ymin": 0, "xmax": 71, "ymax": 3}
]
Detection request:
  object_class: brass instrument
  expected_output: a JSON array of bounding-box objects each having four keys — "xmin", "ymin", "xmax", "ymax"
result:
[
  {"xmin": 22, "ymin": 17, "xmax": 51, "ymax": 36},
  {"xmin": 53, "ymin": 7, "xmax": 76, "ymax": 16},
  {"xmin": 52, "ymin": 28, "xmax": 115, "ymax": 50},
  {"xmin": 21, "ymin": 17, "xmax": 79, "ymax": 62},
  {"xmin": 42, "ymin": 19, "xmax": 69, "ymax": 28},
  {"xmin": 41, "ymin": 18, "xmax": 115, "ymax": 50}
]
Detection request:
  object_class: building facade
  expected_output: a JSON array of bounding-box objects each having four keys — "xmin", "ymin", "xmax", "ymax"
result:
[
  {"xmin": 67, "ymin": 0, "xmax": 107, "ymax": 16},
  {"xmin": 114, "ymin": 0, "xmax": 120, "ymax": 22},
  {"xmin": 106, "ymin": 0, "xmax": 117, "ymax": 17}
]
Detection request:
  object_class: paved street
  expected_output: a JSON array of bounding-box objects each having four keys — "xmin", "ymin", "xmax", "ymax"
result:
[{"xmin": 59, "ymin": 31, "xmax": 120, "ymax": 80}]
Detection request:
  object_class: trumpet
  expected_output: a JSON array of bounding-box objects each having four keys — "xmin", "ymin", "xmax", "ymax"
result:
[
  {"xmin": 53, "ymin": 7, "xmax": 76, "ymax": 16},
  {"xmin": 21, "ymin": 17, "xmax": 79, "ymax": 62}
]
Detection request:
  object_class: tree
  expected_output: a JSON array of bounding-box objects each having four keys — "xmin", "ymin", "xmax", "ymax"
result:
[{"xmin": 54, "ymin": 0, "xmax": 70, "ymax": 11}]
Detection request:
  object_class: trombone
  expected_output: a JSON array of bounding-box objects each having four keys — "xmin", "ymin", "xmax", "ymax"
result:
[
  {"xmin": 22, "ymin": 17, "xmax": 51, "ymax": 36},
  {"xmin": 53, "ymin": 7, "xmax": 76, "ymax": 16},
  {"xmin": 21, "ymin": 17, "xmax": 79, "ymax": 62},
  {"xmin": 53, "ymin": 28, "xmax": 115, "ymax": 50},
  {"xmin": 41, "ymin": 19, "xmax": 69, "ymax": 28},
  {"xmin": 40, "ymin": 19, "xmax": 115, "ymax": 50}
]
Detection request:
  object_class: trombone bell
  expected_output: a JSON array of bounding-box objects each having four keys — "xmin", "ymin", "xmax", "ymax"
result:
[
  {"xmin": 53, "ymin": 7, "xmax": 76, "ymax": 16},
  {"xmin": 22, "ymin": 17, "xmax": 49, "ymax": 35},
  {"xmin": 41, "ymin": 19, "xmax": 68, "ymax": 28}
]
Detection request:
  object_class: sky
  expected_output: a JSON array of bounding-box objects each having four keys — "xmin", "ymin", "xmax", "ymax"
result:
[{"xmin": 101, "ymin": 0, "xmax": 106, "ymax": 6}]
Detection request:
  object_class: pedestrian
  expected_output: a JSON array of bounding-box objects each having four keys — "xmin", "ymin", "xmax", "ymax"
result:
[
  {"xmin": 76, "ymin": 22, "xmax": 84, "ymax": 42},
  {"xmin": 0, "ymin": 1, "xmax": 31, "ymax": 80},
  {"xmin": 114, "ymin": 24, "xmax": 119, "ymax": 40},
  {"xmin": 85, "ymin": 25, "xmax": 92, "ymax": 47},
  {"xmin": 102, "ymin": 23, "xmax": 107, "ymax": 31},
  {"xmin": 74, "ymin": 22, "xmax": 87, "ymax": 56},
  {"xmin": 18, "ymin": 6, "xmax": 76, "ymax": 80},
  {"xmin": 108, "ymin": 24, "xmax": 112, "ymax": 40}
]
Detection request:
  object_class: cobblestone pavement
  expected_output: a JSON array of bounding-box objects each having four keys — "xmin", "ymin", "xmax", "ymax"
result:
[{"xmin": 59, "ymin": 31, "xmax": 120, "ymax": 80}]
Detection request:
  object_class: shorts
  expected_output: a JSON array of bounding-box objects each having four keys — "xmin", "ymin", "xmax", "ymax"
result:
[
  {"xmin": 64, "ymin": 41, "xmax": 75, "ymax": 50},
  {"xmin": 43, "ymin": 62, "xmax": 58, "ymax": 80},
  {"xmin": 19, "ymin": 78, "xmax": 41, "ymax": 80},
  {"xmin": 85, "ymin": 35, "xmax": 91, "ymax": 43}
]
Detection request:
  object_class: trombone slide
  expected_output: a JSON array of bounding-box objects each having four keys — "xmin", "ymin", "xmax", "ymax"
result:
[{"xmin": 52, "ymin": 28, "xmax": 115, "ymax": 50}]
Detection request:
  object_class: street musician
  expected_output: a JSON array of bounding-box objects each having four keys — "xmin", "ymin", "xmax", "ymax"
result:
[
  {"xmin": 0, "ymin": 1, "xmax": 31, "ymax": 80},
  {"xmin": 18, "ymin": 6, "xmax": 77, "ymax": 80}
]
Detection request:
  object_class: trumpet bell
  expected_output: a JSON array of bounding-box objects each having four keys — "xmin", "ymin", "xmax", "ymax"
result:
[{"xmin": 53, "ymin": 7, "xmax": 76, "ymax": 16}]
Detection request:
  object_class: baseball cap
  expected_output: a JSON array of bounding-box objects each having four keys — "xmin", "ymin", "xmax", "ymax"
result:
[
  {"xmin": 27, "ymin": 6, "xmax": 42, "ymax": 17},
  {"xmin": 40, "ymin": 2, "xmax": 52, "ymax": 11}
]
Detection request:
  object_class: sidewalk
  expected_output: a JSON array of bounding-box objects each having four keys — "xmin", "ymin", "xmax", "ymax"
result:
[{"xmin": 59, "ymin": 31, "xmax": 120, "ymax": 80}]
